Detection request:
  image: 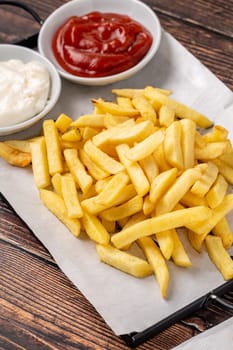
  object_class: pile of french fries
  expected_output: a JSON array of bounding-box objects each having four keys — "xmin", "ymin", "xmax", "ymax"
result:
[{"xmin": 1, "ymin": 85, "xmax": 233, "ymax": 298}]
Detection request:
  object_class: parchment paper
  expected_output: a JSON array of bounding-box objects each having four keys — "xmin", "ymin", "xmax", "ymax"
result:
[
  {"xmin": 173, "ymin": 317, "xmax": 233, "ymax": 350},
  {"xmin": 0, "ymin": 30, "xmax": 233, "ymax": 336}
]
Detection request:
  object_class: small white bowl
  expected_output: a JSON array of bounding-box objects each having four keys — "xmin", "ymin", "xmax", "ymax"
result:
[
  {"xmin": 0, "ymin": 44, "xmax": 61, "ymax": 136},
  {"xmin": 38, "ymin": 0, "xmax": 161, "ymax": 86}
]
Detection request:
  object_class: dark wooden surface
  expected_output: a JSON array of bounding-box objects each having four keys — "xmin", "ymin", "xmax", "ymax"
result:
[{"xmin": 0, "ymin": 1, "xmax": 233, "ymax": 349}]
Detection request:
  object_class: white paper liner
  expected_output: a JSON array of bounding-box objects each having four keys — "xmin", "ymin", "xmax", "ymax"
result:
[{"xmin": 0, "ymin": 31, "xmax": 233, "ymax": 336}]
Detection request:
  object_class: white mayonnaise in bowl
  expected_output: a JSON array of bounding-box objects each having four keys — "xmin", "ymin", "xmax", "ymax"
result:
[{"xmin": 0, "ymin": 44, "xmax": 61, "ymax": 136}]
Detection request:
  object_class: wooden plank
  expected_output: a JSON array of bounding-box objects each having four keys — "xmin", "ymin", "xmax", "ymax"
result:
[{"xmin": 145, "ymin": 0, "xmax": 233, "ymax": 38}]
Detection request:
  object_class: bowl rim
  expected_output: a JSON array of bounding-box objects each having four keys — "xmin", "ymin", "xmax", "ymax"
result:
[
  {"xmin": 0, "ymin": 44, "xmax": 62, "ymax": 136},
  {"xmin": 38, "ymin": 0, "xmax": 162, "ymax": 85}
]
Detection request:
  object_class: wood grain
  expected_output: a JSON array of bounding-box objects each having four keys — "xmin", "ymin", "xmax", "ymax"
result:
[{"xmin": 0, "ymin": 0, "xmax": 233, "ymax": 349}]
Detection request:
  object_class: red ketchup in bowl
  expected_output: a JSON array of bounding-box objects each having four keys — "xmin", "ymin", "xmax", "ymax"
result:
[{"xmin": 52, "ymin": 11, "xmax": 153, "ymax": 78}]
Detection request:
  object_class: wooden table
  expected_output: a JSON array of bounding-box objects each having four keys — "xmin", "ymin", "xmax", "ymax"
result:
[{"xmin": 0, "ymin": 1, "xmax": 233, "ymax": 349}]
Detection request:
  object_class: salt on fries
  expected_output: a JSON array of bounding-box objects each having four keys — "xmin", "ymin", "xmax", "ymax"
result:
[{"xmin": 1, "ymin": 85, "xmax": 233, "ymax": 299}]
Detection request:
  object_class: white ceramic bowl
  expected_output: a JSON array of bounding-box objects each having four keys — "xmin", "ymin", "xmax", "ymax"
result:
[
  {"xmin": 38, "ymin": 0, "xmax": 161, "ymax": 86},
  {"xmin": 0, "ymin": 44, "xmax": 61, "ymax": 136}
]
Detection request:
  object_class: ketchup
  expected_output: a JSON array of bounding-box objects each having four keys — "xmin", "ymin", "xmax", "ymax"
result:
[{"xmin": 52, "ymin": 12, "xmax": 153, "ymax": 77}]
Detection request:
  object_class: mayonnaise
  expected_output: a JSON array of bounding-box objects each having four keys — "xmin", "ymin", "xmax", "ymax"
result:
[{"xmin": 0, "ymin": 59, "xmax": 50, "ymax": 127}]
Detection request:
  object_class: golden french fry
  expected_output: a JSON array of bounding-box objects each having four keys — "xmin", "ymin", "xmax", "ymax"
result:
[
  {"xmin": 156, "ymin": 166, "xmax": 202, "ymax": 215},
  {"xmin": 149, "ymin": 168, "xmax": 178, "ymax": 204},
  {"xmin": 116, "ymin": 143, "xmax": 150, "ymax": 196},
  {"xmin": 4, "ymin": 139, "xmax": 31, "ymax": 153},
  {"xmin": 132, "ymin": 95, "xmax": 157, "ymax": 124},
  {"xmin": 164, "ymin": 120, "xmax": 183, "ymax": 169},
  {"xmin": 212, "ymin": 217, "xmax": 233, "ymax": 249},
  {"xmin": 180, "ymin": 118, "xmax": 196, "ymax": 169},
  {"xmin": 158, "ymin": 105, "xmax": 175, "ymax": 127},
  {"xmin": 111, "ymin": 206, "xmax": 212, "ymax": 249},
  {"xmin": 137, "ymin": 237, "xmax": 169, "ymax": 298},
  {"xmin": 71, "ymin": 114, "xmax": 106, "ymax": 128},
  {"xmin": 153, "ymin": 143, "xmax": 171, "ymax": 171},
  {"xmin": 116, "ymin": 96, "xmax": 133, "ymax": 108},
  {"xmin": 61, "ymin": 174, "xmax": 83, "ymax": 219},
  {"xmin": 205, "ymin": 235, "xmax": 233, "ymax": 280},
  {"xmin": 180, "ymin": 190, "xmax": 208, "ymax": 207},
  {"xmin": 40, "ymin": 189, "xmax": 81, "ymax": 237},
  {"xmin": 100, "ymin": 195, "xmax": 143, "ymax": 221},
  {"xmin": 61, "ymin": 129, "xmax": 81, "ymax": 142},
  {"xmin": 96, "ymin": 244, "xmax": 152, "ymax": 278},
  {"xmin": 143, "ymin": 86, "xmax": 213, "ymax": 128},
  {"xmin": 202, "ymin": 125, "xmax": 228, "ymax": 142},
  {"xmin": 51, "ymin": 173, "xmax": 62, "ymax": 196},
  {"xmin": 190, "ymin": 162, "xmax": 219, "ymax": 197},
  {"xmin": 186, "ymin": 194, "xmax": 233, "ymax": 236},
  {"xmin": 94, "ymin": 172, "xmax": 129, "ymax": 206},
  {"xmin": 55, "ymin": 113, "xmax": 73, "ymax": 133},
  {"xmin": 0, "ymin": 141, "xmax": 31, "ymax": 167},
  {"xmin": 43, "ymin": 119, "xmax": 63, "ymax": 175},
  {"xmin": 126, "ymin": 129, "xmax": 164, "ymax": 162},
  {"xmin": 79, "ymin": 149, "xmax": 109, "ymax": 180},
  {"xmin": 206, "ymin": 174, "xmax": 228, "ymax": 208},
  {"xmin": 64, "ymin": 148, "xmax": 93, "ymax": 194},
  {"xmin": 84, "ymin": 139, "xmax": 124, "ymax": 174},
  {"xmin": 212, "ymin": 158, "xmax": 233, "ymax": 185},
  {"xmin": 82, "ymin": 212, "xmax": 109, "ymax": 245},
  {"xmin": 143, "ymin": 195, "xmax": 155, "ymax": 216},
  {"xmin": 171, "ymin": 229, "xmax": 192, "ymax": 267},
  {"xmin": 81, "ymin": 126, "xmax": 99, "ymax": 140},
  {"xmin": 155, "ymin": 230, "xmax": 174, "ymax": 260},
  {"xmin": 139, "ymin": 154, "xmax": 159, "ymax": 183},
  {"xmin": 81, "ymin": 184, "xmax": 136, "ymax": 215},
  {"xmin": 30, "ymin": 137, "xmax": 50, "ymax": 189},
  {"xmin": 195, "ymin": 141, "xmax": 228, "ymax": 160},
  {"xmin": 92, "ymin": 98, "xmax": 139, "ymax": 117}
]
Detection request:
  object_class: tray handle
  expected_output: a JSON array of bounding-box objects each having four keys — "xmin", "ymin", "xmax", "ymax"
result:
[
  {"xmin": 209, "ymin": 293, "xmax": 233, "ymax": 311},
  {"xmin": 0, "ymin": 1, "xmax": 43, "ymax": 25}
]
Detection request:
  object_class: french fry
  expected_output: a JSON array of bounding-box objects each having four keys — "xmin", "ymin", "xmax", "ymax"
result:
[
  {"xmin": 137, "ymin": 237, "xmax": 169, "ymax": 298},
  {"xmin": 190, "ymin": 162, "xmax": 219, "ymax": 197},
  {"xmin": 153, "ymin": 143, "xmax": 171, "ymax": 171},
  {"xmin": 111, "ymin": 206, "xmax": 212, "ymax": 249},
  {"xmin": 116, "ymin": 96, "xmax": 133, "ymax": 109},
  {"xmin": 132, "ymin": 95, "xmax": 157, "ymax": 124},
  {"xmin": 149, "ymin": 168, "xmax": 178, "ymax": 204},
  {"xmin": 116, "ymin": 143, "xmax": 150, "ymax": 196},
  {"xmin": 100, "ymin": 195, "xmax": 143, "ymax": 221},
  {"xmin": 171, "ymin": 229, "xmax": 192, "ymax": 267},
  {"xmin": 43, "ymin": 119, "xmax": 63, "ymax": 175},
  {"xmin": 195, "ymin": 141, "xmax": 228, "ymax": 160},
  {"xmin": 4, "ymin": 139, "xmax": 31, "ymax": 153},
  {"xmin": 55, "ymin": 113, "xmax": 73, "ymax": 133},
  {"xmin": 180, "ymin": 118, "xmax": 196, "ymax": 169},
  {"xmin": 94, "ymin": 172, "xmax": 129, "ymax": 206},
  {"xmin": 96, "ymin": 244, "xmax": 152, "ymax": 278},
  {"xmin": 0, "ymin": 141, "xmax": 31, "ymax": 167},
  {"xmin": 64, "ymin": 148, "xmax": 93, "ymax": 194},
  {"xmin": 79, "ymin": 149, "xmax": 109, "ymax": 180},
  {"xmin": 155, "ymin": 230, "xmax": 174, "ymax": 260},
  {"xmin": 30, "ymin": 137, "xmax": 50, "ymax": 189},
  {"xmin": 164, "ymin": 120, "xmax": 183, "ymax": 169},
  {"xmin": 180, "ymin": 190, "xmax": 208, "ymax": 207},
  {"xmin": 84, "ymin": 139, "xmax": 124, "ymax": 174},
  {"xmin": 205, "ymin": 235, "xmax": 233, "ymax": 280},
  {"xmin": 61, "ymin": 129, "xmax": 81, "ymax": 142},
  {"xmin": 61, "ymin": 174, "xmax": 83, "ymax": 219},
  {"xmin": 212, "ymin": 158, "xmax": 233, "ymax": 185},
  {"xmin": 82, "ymin": 212, "xmax": 109, "ymax": 245},
  {"xmin": 156, "ymin": 166, "xmax": 203, "ymax": 215},
  {"xmin": 125, "ymin": 129, "xmax": 164, "ymax": 162},
  {"xmin": 186, "ymin": 194, "xmax": 233, "ymax": 236},
  {"xmin": 139, "ymin": 154, "xmax": 159, "ymax": 183},
  {"xmin": 40, "ymin": 189, "xmax": 81, "ymax": 237},
  {"xmin": 158, "ymin": 105, "xmax": 175, "ymax": 127},
  {"xmin": 212, "ymin": 217, "xmax": 233, "ymax": 249},
  {"xmin": 51, "ymin": 173, "xmax": 62, "ymax": 196},
  {"xmin": 71, "ymin": 114, "xmax": 106, "ymax": 128},
  {"xmin": 202, "ymin": 125, "xmax": 228, "ymax": 142},
  {"xmin": 92, "ymin": 98, "xmax": 139, "ymax": 117},
  {"xmin": 206, "ymin": 174, "xmax": 228, "ymax": 208},
  {"xmin": 143, "ymin": 86, "xmax": 213, "ymax": 128}
]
